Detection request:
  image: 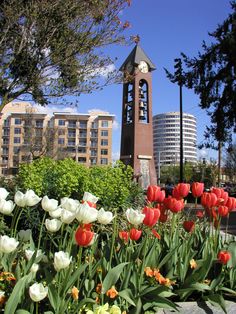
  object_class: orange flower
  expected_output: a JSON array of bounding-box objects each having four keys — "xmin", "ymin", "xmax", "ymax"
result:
[
  {"xmin": 96, "ymin": 283, "xmax": 102, "ymax": 294},
  {"xmin": 71, "ymin": 286, "xmax": 79, "ymax": 300},
  {"xmin": 190, "ymin": 259, "xmax": 197, "ymax": 269},
  {"xmin": 144, "ymin": 267, "xmax": 154, "ymax": 277},
  {"xmin": 106, "ymin": 286, "xmax": 118, "ymax": 299},
  {"xmin": 153, "ymin": 269, "xmax": 173, "ymax": 286}
]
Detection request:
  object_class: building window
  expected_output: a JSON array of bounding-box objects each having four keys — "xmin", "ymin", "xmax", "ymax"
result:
[
  {"xmin": 2, "ymin": 147, "xmax": 9, "ymax": 155},
  {"xmin": 91, "ymin": 122, "xmax": 98, "ymax": 129},
  {"xmin": 101, "ymin": 121, "xmax": 108, "ymax": 127},
  {"xmin": 90, "ymin": 158, "xmax": 97, "ymax": 165},
  {"xmin": 78, "ymin": 157, "xmax": 86, "ymax": 163},
  {"xmin": 58, "ymin": 120, "xmax": 65, "ymax": 126},
  {"xmin": 14, "ymin": 137, "xmax": 21, "ymax": 144},
  {"xmin": 90, "ymin": 140, "xmax": 97, "ymax": 147},
  {"xmin": 13, "ymin": 147, "xmax": 20, "ymax": 154},
  {"xmin": 68, "ymin": 139, "xmax": 75, "ymax": 146},
  {"xmin": 2, "ymin": 156, "xmax": 8, "ymax": 164},
  {"xmin": 15, "ymin": 118, "xmax": 21, "ymax": 125},
  {"xmin": 78, "ymin": 147, "xmax": 86, "ymax": 154},
  {"xmin": 2, "ymin": 168, "xmax": 8, "ymax": 175},
  {"xmin": 101, "ymin": 149, "xmax": 108, "ymax": 155},
  {"xmin": 101, "ymin": 130, "xmax": 108, "ymax": 137},
  {"xmin": 2, "ymin": 138, "xmax": 9, "ymax": 145},
  {"xmin": 14, "ymin": 128, "xmax": 21, "ymax": 135},
  {"xmin": 36, "ymin": 120, "xmax": 43, "ymax": 127},
  {"xmin": 101, "ymin": 158, "xmax": 108, "ymax": 165},
  {"xmin": 79, "ymin": 121, "xmax": 87, "ymax": 128},
  {"xmin": 101, "ymin": 139, "xmax": 108, "ymax": 146},
  {"xmin": 68, "ymin": 120, "xmax": 76, "ymax": 128},
  {"xmin": 58, "ymin": 129, "xmax": 65, "ymax": 135},
  {"xmin": 91, "ymin": 149, "xmax": 97, "ymax": 156},
  {"xmin": 58, "ymin": 138, "xmax": 65, "ymax": 145}
]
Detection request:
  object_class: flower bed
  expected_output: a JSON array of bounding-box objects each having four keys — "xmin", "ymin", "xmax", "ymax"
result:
[{"xmin": 0, "ymin": 183, "xmax": 236, "ymax": 313}]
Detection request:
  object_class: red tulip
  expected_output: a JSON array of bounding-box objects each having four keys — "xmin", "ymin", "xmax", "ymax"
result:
[
  {"xmin": 211, "ymin": 187, "xmax": 224, "ymax": 198},
  {"xmin": 159, "ymin": 212, "xmax": 168, "ymax": 223},
  {"xmin": 226, "ymin": 197, "xmax": 236, "ymax": 212},
  {"xmin": 151, "ymin": 229, "xmax": 161, "ymax": 239},
  {"xmin": 75, "ymin": 224, "xmax": 94, "ymax": 247},
  {"xmin": 129, "ymin": 228, "xmax": 142, "ymax": 241},
  {"xmin": 172, "ymin": 183, "xmax": 190, "ymax": 199},
  {"xmin": 183, "ymin": 221, "xmax": 195, "ymax": 233},
  {"xmin": 201, "ymin": 192, "xmax": 218, "ymax": 208},
  {"xmin": 168, "ymin": 198, "xmax": 184, "ymax": 213},
  {"xmin": 147, "ymin": 185, "xmax": 161, "ymax": 202},
  {"xmin": 191, "ymin": 182, "xmax": 204, "ymax": 198},
  {"xmin": 82, "ymin": 200, "xmax": 96, "ymax": 208},
  {"xmin": 216, "ymin": 191, "xmax": 229, "ymax": 206},
  {"xmin": 218, "ymin": 205, "xmax": 229, "ymax": 217},
  {"xmin": 163, "ymin": 196, "xmax": 172, "ymax": 209},
  {"xmin": 142, "ymin": 206, "xmax": 160, "ymax": 227},
  {"xmin": 217, "ymin": 251, "xmax": 231, "ymax": 264},
  {"xmin": 119, "ymin": 231, "xmax": 129, "ymax": 242},
  {"xmin": 156, "ymin": 190, "xmax": 166, "ymax": 203}
]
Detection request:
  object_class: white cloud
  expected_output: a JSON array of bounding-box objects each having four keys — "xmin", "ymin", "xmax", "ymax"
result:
[
  {"xmin": 112, "ymin": 151, "xmax": 120, "ymax": 161},
  {"xmin": 112, "ymin": 120, "xmax": 120, "ymax": 130},
  {"xmin": 33, "ymin": 104, "xmax": 79, "ymax": 116}
]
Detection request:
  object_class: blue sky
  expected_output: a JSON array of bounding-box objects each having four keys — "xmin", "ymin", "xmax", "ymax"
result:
[{"xmin": 44, "ymin": 0, "xmax": 233, "ymax": 161}]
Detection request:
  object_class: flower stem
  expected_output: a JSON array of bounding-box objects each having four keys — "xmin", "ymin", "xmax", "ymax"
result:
[
  {"xmin": 37, "ymin": 212, "xmax": 47, "ymax": 251},
  {"xmin": 12, "ymin": 207, "xmax": 25, "ymax": 237},
  {"xmin": 109, "ymin": 210, "xmax": 117, "ymax": 270}
]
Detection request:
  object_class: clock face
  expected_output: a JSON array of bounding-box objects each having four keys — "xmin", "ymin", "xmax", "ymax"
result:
[
  {"xmin": 126, "ymin": 61, "xmax": 133, "ymax": 73},
  {"xmin": 138, "ymin": 61, "xmax": 149, "ymax": 73}
]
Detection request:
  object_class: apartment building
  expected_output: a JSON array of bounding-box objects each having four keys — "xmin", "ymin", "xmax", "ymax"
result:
[
  {"xmin": 0, "ymin": 102, "xmax": 114, "ymax": 176},
  {"xmin": 153, "ymin": 112, "xmax": 197, "ymax": 167}
]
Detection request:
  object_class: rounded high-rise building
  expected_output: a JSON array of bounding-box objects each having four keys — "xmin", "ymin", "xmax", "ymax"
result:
[{"xmin": 153, "ymin": 112, "xmax": 197, "ymax": 166}]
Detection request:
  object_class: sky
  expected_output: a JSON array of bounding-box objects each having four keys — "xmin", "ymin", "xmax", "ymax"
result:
[{"xmin": 37, "ymin": 0, "xmax": 233, "ymax": 161}]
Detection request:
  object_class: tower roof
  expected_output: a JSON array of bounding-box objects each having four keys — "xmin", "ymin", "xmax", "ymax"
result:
[{"xmin": 119, "ymin": 44, "xmax": 156, "ymax": 71}]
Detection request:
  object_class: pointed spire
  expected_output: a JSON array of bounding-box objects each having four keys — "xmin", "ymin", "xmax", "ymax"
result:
[{"xmin": 119, "ymin": 42, "xmax": 156, "ymax": 72}]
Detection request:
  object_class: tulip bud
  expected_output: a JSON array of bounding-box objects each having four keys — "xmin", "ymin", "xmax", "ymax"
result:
[
  {"xmin": 0, "ymin": 235, "xmax": 19, "ymax": 253},
  {"xmin": 129, "ymin": 228, "xmax": 142, "ymax": 241},
  {"xmin": 218, "ymin": 205, "xmax": 229, "ymax": 217},
  {"xmin": 29, "ymin": 283, "xmax": 48, "ymax": 302},
  {"xmin": 0, "ymin": 187, "xmax": 9, "ymax": 200},
  {"xmin": 45, "ymin": 218, "xmax": 62, "ymax": 232},
  {"xmin": 0, "ymin": 199, "xmax": 15, "ymax": 215},
  {"xmin": 75, "ymin": 225, "xmax": 94, "ymax": 247},
  {"xmin": 118, "ymin": 231, "xmax": 129, "ymax": 242},
  {"xmin": 217, "ymin": 251, "xmax": 231, "ymax": 265},
  {"xmin": 226, "ymin": 197, "xmax": 236, "ymax": 212},
  {"xmin": 76, "ymin": 202, "xmax": 98, "ymax": 224},
  {"xmin": 146, "ymin": 185, "xmax": 161, "ymax": 202},
  {"xmin": 142, "ymin": 207, "xmax": 160, "ymax": 227},
  {"xmin": 54, "ymin": 251, "xmax": 72, "ymax": 271},
  {"xmin": 183, "ymin": 221, "xmax": 195, "ymax": 233},
  {"xmin": 191, "ymin": 182, "xmax": 204, "ymax": 198}
]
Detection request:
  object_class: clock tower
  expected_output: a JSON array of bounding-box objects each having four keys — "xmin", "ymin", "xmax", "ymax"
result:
[{"xmin": 120, "ymin": 44, "xmax": 157, "ymax": 188}]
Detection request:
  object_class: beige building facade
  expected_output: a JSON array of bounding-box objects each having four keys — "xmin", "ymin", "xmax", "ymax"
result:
[{"xmin": 0, "ymin": 102, "xmax": 114, "ymax": 176}]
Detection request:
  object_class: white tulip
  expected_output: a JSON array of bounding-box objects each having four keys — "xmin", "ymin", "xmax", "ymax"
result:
[
  {"xmin": 76, "ymin": 202, "xmax": 98, "ymax": 224},
  {"xmin": 41, "ymin": 196, "xmax": 58, "ymax": 212},
  {"xmin": 60, "ymin": 209, "xmax": 76, "ymax": 224},
  {"xmin": 45, "ymin": 218, "xmax": 62, "ymax": 232},
  {"xmin": 54, "ymin": 251, "xmax": 72, "ymax": 271},
  {"xmin": 60, "ymin": 197, "xmax": 79, "ymax": 213},
  {"xmin": 18, "ymin": 229, "xmax": 32, "ymax": 242},
  {"xmin": 14, "ymin": 191, "xmax": 26, "ymax": 207},
  {"xmin": 25, "ymin": 249, "xmax": 43, "ymax": 261},
  {"xmin": 24, "ymin": 190, "xmax": 41, "ymax": 207},
  {"xmin": 29, "ymin": 282, "xmax": 48, "ymax": 302},
  {"xmin": 83, "ymin": 192, "xmax": 99, "ymax": 204},
  {"xmin": 97, "ymin": 208, "xmax": 113, "ymax": 224},
  {"xmin": 14, "ymin": 190, "xmax": 41, "ymax": 207},
  {"xmin": 49, "ymin": 207, "xmax": 62, "ymax": 218},
  {"xmin": 0, "ymin": 235, "xmax": 19, "ymax": 253},
  {"xmin": 125, "ymin": 208, "xmax": 145, "ymax": 226},
  {"xmin": 0, "ymin": 199, "xmax": 15, "ymax": 215},
  {"xmin": 0, "ymin": 187, "xmax": 9, "ymax": 200},
  {"xmin": 30, "ymin": 263, "xmax": 39, "ymax": 273}
]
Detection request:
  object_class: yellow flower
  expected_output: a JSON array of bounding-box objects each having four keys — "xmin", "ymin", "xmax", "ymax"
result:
[
  {"xmin": 190, "ymin": 259, "xmax": 197, "ymax": 269},
  {"xmin": 110, "ymin": 305, "xmax": 121, "ymax": 314},
  {"xmin": 94, "ymin": 303, "xmax": 109, "ymax": 314}
]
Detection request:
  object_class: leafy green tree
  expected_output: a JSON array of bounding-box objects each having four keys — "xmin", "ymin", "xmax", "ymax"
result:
[
  {"xmin": 166, "ymin": 1, "xmax": 236, "ymax": 148},
  {"xmin": 0, "ymin": 0, "xmax": 131, "ymax": 109}
]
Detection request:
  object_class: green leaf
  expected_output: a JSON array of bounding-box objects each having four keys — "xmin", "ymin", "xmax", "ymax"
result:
[
  {"xmin": 219, "ymin": 287, "xmax": 236, "ymax": 296},
  {"xmin": 227, "ymin": 241, "xmax": 236, "ymax": 268},
  {"xmin": 119, "ymin": 289, "xmax": 136, "ymax": 306},
  {"xmin": 143, "ymin": 296, "xmax": 178, "ymax": 311},
  {"xmin": 157, "ymin": 245, "xmax": 179, "ymax": 269},
  {"xmin": 48, "ymin": 284, "xmax": 58, "ymax": 311},
  {"xmin": 101, "ymin": 262, "xmax": 129, "ymax": 294},
  {"xmin": 15, "ymin": 310, "xmax": 31, "ymax": 314},
  {"xmin": 64, "ymin": 263, "xmax": 88, "ymax": 293},
  {"xmin": 203, "ymin": 294, "xmax": 227, "ymax": 314},
  {"xmin": 4, "ymin": 273, "xmax": 34, "ymax": 314}
]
